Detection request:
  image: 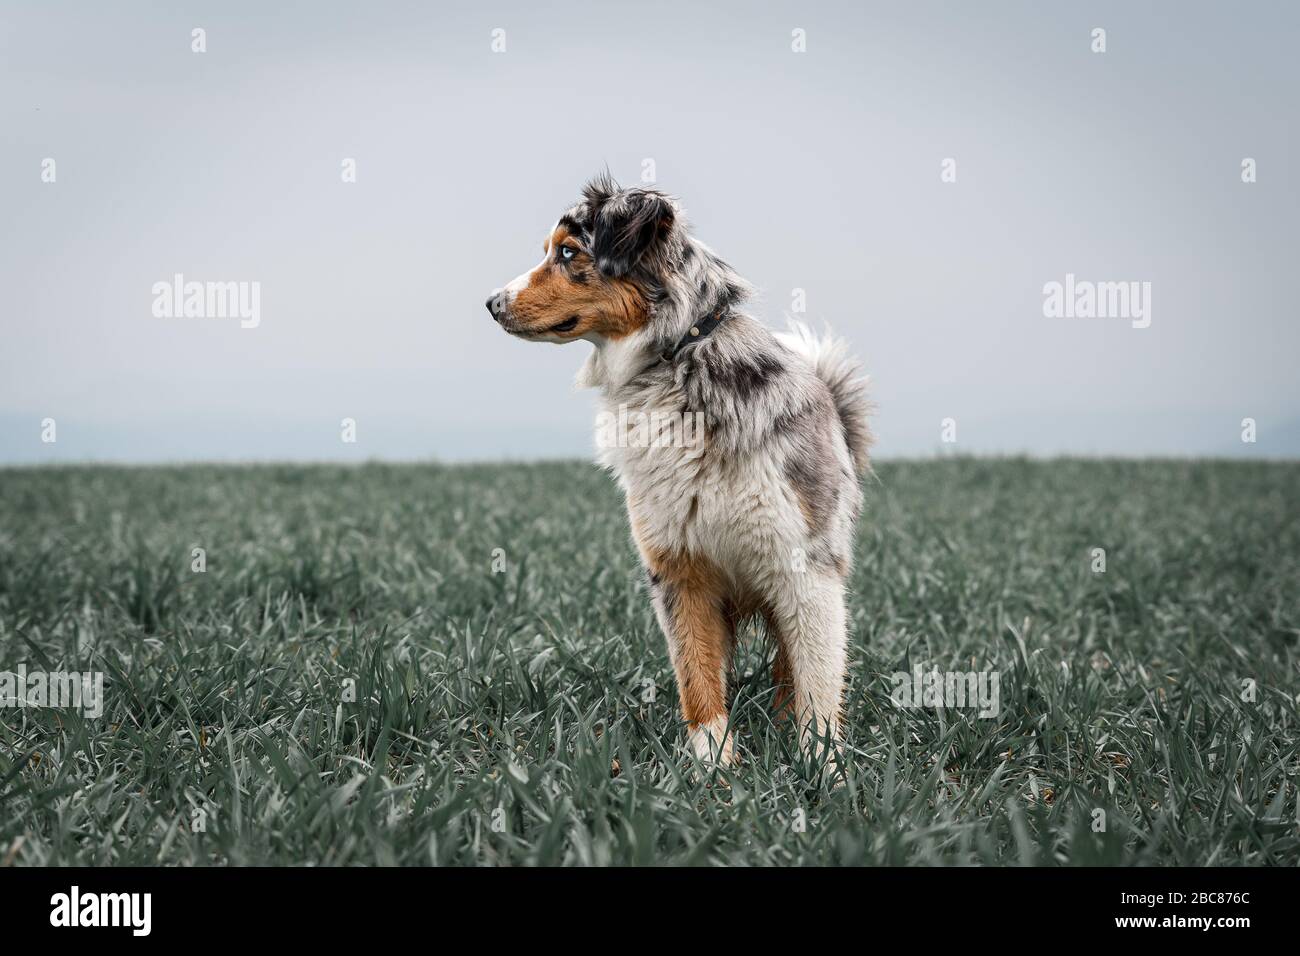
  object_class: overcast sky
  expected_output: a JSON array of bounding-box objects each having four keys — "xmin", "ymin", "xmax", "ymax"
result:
[{"xmin": 2, "ymin": 0, "xmax": 1297, "ymax": 464}]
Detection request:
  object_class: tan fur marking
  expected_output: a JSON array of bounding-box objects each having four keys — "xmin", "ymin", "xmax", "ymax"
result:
[
  {"xmin": 762, "ymin": 606, "xmax": 795, "ymax": 720},
  {"xmin": 640, "ymin": 540, "xmax": 732, "ymax": 730},
  {"xmin": 508, "ymin": 226, "xmax": 649, "ymax": 340},
  {"xmin": 794, "ymin": 491, "xmax": 819, "ymax": 535}
]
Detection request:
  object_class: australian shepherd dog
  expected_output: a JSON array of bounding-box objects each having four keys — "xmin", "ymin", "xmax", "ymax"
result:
[{"xmin": 487, "ymin": 173, "xmax": 871, "ymax": 766}]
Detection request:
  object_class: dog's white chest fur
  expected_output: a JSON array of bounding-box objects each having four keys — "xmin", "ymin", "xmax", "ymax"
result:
[{"xmin": 588, "ymin": 355, "xmax": 816, "ymax": 589}]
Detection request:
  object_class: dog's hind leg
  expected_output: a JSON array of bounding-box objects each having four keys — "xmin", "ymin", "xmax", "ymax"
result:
[
  {"xmin": 761, "ymin": 606, "xmax": 796, "ymax": 722},
  {"xmin": 768, "ymin": 571, "xmax": 848, "ymax": 758},
  {"xmin": 645, "ymin": 552, "xmax": 735, "ymax": 765}
]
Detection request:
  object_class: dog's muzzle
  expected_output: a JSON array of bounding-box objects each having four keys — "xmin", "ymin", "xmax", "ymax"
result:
[{"xmin": 486, "ymin": 289, "xmax": 509, "ymax": 322}]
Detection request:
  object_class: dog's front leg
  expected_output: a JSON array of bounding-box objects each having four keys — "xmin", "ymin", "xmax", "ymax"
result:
[{"xmin": 644, "ymin": 554, "xmax": 735, "ymax": 765}]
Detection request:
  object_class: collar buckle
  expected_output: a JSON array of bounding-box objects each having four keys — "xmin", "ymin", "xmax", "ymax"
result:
[{"xmin": 666, "ymin": 309, "xmax": 727, "ymax": 361}]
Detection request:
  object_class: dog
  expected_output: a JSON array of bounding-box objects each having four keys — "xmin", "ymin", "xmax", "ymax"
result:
[{"xmin": 487, "ymin": 174, "xmax": 871, "ymax": 765}]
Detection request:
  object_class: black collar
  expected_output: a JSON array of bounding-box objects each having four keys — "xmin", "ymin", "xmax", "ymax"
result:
[{"xmin": 661, "ymin": 309, "xmax": 728, "ymax": 363}]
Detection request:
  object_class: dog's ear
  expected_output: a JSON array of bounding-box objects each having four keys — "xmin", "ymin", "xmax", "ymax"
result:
[{"xmin": 592, "ymin": 188, "xmax": 675, "ymax": 278}]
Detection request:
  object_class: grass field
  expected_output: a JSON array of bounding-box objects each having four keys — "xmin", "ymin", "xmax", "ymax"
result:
[{"xmin": 1, "ymin": 458, "xmax": 1297, "ymax": 866}]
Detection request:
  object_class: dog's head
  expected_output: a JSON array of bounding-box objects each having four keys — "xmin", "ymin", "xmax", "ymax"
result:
[{"xmin": 486, "ymin": 173, "xmax": 678, "ymax": 343}]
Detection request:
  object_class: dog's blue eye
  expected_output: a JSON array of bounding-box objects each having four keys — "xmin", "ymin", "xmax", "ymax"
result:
[{"xmin": 560, "ymin": 246, "xmax": 576, "ymax": 261}]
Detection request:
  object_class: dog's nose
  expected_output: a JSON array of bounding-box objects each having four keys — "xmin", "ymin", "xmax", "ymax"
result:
[{"xmin": 486, "ymin": 289, "xmax": 508, "ymax": 321}]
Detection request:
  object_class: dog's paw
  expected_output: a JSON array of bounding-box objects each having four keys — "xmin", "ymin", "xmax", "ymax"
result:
[{"xmin": 688, "ymin": 716, "xmax": 736, "ymax": 767}]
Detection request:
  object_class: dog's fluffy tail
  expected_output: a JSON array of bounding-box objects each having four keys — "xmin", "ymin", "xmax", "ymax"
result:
[{"xmin": 776, "ymin": 322, "xmax": 873, "ymax": 474}]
